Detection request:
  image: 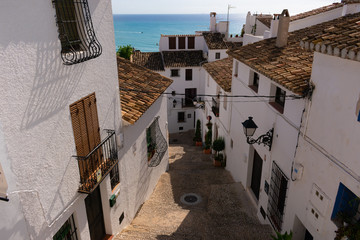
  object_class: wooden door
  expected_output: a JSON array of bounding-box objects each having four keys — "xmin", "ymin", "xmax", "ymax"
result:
[
  {"xmin": 250, "ymin": 150, "xmax": 263, "ymax": 200},
  {"xmin": 85, "ymin": 187, "xmax": 106, "ymax": 240}
]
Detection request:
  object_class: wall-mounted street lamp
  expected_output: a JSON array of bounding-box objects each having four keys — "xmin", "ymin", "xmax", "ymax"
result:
[
  {"xmin": 242, "ymin": 117, "xmax": 273, "ymax": 150},
  {"xmin": 173, "ymin": 99, "xmax": 177, "ymax": 108}
]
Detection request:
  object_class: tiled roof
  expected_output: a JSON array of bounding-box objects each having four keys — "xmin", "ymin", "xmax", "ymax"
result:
[
  {"xmin": 228, "ymin": 13, "xmax": 360, "ymax": 95},
  {"xmin": 162, "ymin": 51, "xmax": 207, "ymax": 67},
  {"xmin": 203, "ymin": 57, "xmax": 233, "ymax": 92},
  {"xmin": 117, "ymin": 57, "xmax": 173, "ymax": 124},
  {"xmin": 257, "ymin": 17, "xmax": 272, "ymax": 28},
  {"xmin": 132, "ymin": 51, "xmax": 165, "ymax": 71},
  {"xmin": 161, "ymin": 34, "xmax": 197, "ymax": 37},
  {"xmin": 290, "ymin": 3, "xmax": 343, "ymax": 22},
  {"xmin": 300, "ymin": 12, "xmax": 360, "ymax": 62},
  {"xmin": 203, "ymin": 32, "xmax": 228, "ymax": 49}
]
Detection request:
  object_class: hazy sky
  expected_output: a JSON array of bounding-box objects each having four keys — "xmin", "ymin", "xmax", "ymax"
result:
[{"xmin": 111, "ymin": 0, "xmax": 338, "ymax": 15}]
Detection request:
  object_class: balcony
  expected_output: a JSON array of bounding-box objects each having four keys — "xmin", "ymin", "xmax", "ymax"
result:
[
  {"xmin": 181, "ymin": 98, "xmax": 195, "ymax": 108},
  {"xmin": 74, "ymin": 130, "xmax": 118, "ymax": 194}
]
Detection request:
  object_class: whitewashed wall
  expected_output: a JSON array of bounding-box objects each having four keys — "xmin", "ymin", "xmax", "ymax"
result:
[
  {"xmin": 0, "ymin": 0, "xmax": 121, "ymax": 239},
  {"xmin": 113, "ymin": 95, "xmax": 169, "ymax": 233}
]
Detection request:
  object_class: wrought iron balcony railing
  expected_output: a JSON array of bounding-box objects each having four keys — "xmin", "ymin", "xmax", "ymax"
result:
[
  {"xmin": 73, "ymin": 130, "xmax": 118, "ymax": 193},
  {"xmin": 181, "ymin": 98, "xmax": 195, "ymax": 108}
]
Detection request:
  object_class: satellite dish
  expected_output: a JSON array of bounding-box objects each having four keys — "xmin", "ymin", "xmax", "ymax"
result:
[{"xmin": 0, "ymin": 162, "xmax": 8, "ymax": 201}]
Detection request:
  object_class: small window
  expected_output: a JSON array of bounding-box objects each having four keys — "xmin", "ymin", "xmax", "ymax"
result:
[
  {"xmin": 178, "ymin": 37, "xmax": 185, "ymax": 49},
  {"xmin": 53, "ymin": 214, "xmax": 78, "ymax": 240},
  {"xmin": 331, "ymin": 183, "xmax": 360, "ymax": 226},
  {"xmin": 270, "ymin": 86, "xmax": 286, "ymax": 113},
  {"xmin": 223, "ymin": 95, "xmax": 227, "ymax": 110},
  {"xmin": 187, "ymin": 114, "xmax": 192, "ymax": 118},
  {"xmin": 185, "ymin": 69, "xmax": 192, "ymax": 81},
  {"xmin": 178, "ymin": 112, "xmax": 185, "ymax": 122},
  {"xmin": 249, "ymin": 72, "xmax": 259, "ymax": 93},
  {"xmin": 171, "ymin": 69, "xmax": 180, "ymax": 77},
  {"xmin": 54, "ymin": 0, "xmax": 101, "ymax": 65},
  {"xmin": 231, "ymin": 139, "xmax": 233, "ymax": 148},
  {"xmin": 215, "ymin": 52, "xmax": 221, "ymax": 59},
  {"xmin": 110, "ymin": 163, "xmax": 120, "ymax": 190},
  {"xmin": 188, "ymin": 37, "xmax": 195, "ymax": 49},
  {"xmin": 169, "ymin": 37, "xmax": 176, "ymax": 49}
]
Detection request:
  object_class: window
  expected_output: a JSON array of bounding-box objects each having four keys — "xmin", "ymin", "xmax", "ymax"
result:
[
  {"xmin": 184, "ymin": 88, "xmax": 196, "ymax": 107},
  {"xmin": 178, "ymin": 37, "xmax": 185, "ymax": 49},
  {"xmin": 178, "ymin": 112, "xmax": 185, "ymax": 122},
  {"xmin": 110, "ymin": 163, "xmax": 120, "ymax": 190},
  {"xmin": 212, "ymin": 97, "xmax": 219, "ymax": 117},
  {"xmin": 215, "ymin": 52, "xmax": 221, "ymax": 59},
  {"xmin": 53, "ymin": 214, "xmax": 78, "ymax": 240},
  {"xmin": 169, "ymin": 37, "xmax": 176, "ymax": 49},
  {"xmin": 270, "ymin": 86, "xmax": 286, "ymax": 113},
  {"xmin": 331, "ymin": 183, "xmax": 360, "ymax": 225},
  {"xmin": 249, "ymin": 72, "xmax": 259, "ymax": 93},
  {"xmin": 187, "ymin": 114, "xmax": 192, "ymax": 118},
  {"xmin": 267, "ymin": 162, "xmax": 288, "ymax": 231},
  {"xmin": 230, "ymin": 139, "xmax": 233, "ymax": 148},
  {"xmin": 171, "ymin": 69, "xmax": 179, "ymax": 77},
  {"xmin": 146, "ymin": 117, "xmax": 168, "ymax": 167},
  {"xmin": 185, "ymin": 69, "xmax": 193, "ymax": 81},
  {"xmin": 54, "ymin": 0, "xmax": 102, "ymax": 65},
  {"xmin": 188, "ymin": 37, "xmax": 195, "ymax": 49}
]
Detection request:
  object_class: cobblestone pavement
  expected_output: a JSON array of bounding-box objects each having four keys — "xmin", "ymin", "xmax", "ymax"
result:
[{"xmin": 114, "ymin": 130, "xmax": 273, "ymax": 240}]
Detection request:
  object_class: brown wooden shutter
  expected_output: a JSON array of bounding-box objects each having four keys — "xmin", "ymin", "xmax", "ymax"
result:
[
  {"xmin": 185, "ymin": 69, "xmax": 192, "ymax": 81},
  {"xmin": 169, "ymin": 37, "xmax": 176, "ymax": 49},
  {"xmin": 70, "ymin": 92, "xmax": 101, "ymax": 181},
  {"xmin": 188, "ymin": 37, "xmax": 195, "ymax": 49},
  {"xmin": 178, "ymin": 37, "xmax": 185, "ymax": 49}
]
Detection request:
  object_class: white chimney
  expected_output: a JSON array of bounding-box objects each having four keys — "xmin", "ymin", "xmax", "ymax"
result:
[
  {"xmin": 276, "ymin": 9, "xmax": 290, "ymax": 48},
  {"xmin": 210, "ymin": 12, "xmax": 217, "ymax": 32}
]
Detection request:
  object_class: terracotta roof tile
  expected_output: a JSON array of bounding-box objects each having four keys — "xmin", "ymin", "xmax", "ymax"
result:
[
  {"xmin": 290, "ymin": 3, "xmax": 344, "ymax": 22},
  {"xmin": 117, "ymin": 57, "xmax": 173, "ymax": 124},
  {"xmin": 132, "ymin": 51, "xmax": 164, "ymax": 71},
  {"xmin": 300, "ymin": 12, "xmax": 360, "ymax": 61},
  {"xmin": 228, "ymin": 13, "xmax": 360, "ymax": 95},
  {"xmin": 203, "ymin": 32, "xmax": 228, "ymax": 49},
  {"xmin": 203, "ymin": 57, "xmax": 233, "ymax": 92},
  {"xmin": 162, "ymin": 51, "xmax": 207, "ymax": 67}
]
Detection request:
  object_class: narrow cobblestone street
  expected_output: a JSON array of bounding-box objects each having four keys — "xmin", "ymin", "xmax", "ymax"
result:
[{"xmin": 115, "ymin": 130, "xmax": 273, "ymax": 240}]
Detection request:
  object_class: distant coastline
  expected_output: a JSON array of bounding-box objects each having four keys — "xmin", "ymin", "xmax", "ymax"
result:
[{"xmin": 113, "ymin": 14, "xmax": 246, "ymax": 52}]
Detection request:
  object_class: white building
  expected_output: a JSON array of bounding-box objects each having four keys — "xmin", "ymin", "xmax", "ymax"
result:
[
  {"xmin": 224, "ymin": 2, "xmax": 360, "ymax": 239},
  {"xmin": 0, "ymin": 0, "xmax": 123, "ymax": 239},
  {"xmin": 132, "ymin": 12, "xmax": 242, "ymax": 134},
  {"xmin": 116, "ymin": 57, "xmax": 172, "ymax": 233}
]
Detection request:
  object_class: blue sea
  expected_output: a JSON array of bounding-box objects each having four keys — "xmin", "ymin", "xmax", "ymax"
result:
[{"xmin": 113, "ymin": 14, "xmax": 246, "ymax": 52}]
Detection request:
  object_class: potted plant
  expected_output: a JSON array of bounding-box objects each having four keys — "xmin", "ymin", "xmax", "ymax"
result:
[
  {"xmin": 212, "ymin": 137, "xmax": 225, "ymax": 167},
  {"xmin": 204, "ymin": 121, "xmax": 212, "ymax": 154},
  {"xmin": 271, "ymin": 231, "xmax": 292, "ymax": 240},
  {"xmin": 193, "ymin": 119, "xmax": 202, "ymax": 146}
]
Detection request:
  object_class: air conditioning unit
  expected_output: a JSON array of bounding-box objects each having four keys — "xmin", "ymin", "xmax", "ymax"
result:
[{"xmin": 292, "ymin": 163, "xmax": 304, "ymax": 180}]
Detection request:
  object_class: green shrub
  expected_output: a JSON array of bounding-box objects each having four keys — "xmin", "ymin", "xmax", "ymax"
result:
[
  {"xmin": 117, "ymin": 45, "xmax": 133, "ymax": 60},
  {"xmin": 193, "ymin": 120, "xmax": 202, "ymax": 142}
]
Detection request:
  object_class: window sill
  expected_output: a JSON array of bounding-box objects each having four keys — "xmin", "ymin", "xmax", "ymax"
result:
[
  {"xmin": 269, "ymin": 102, "xmax": 284, "ymax": 114},
  {"xmin": 178, "ymin": 120, "xmax": 185, "ymax": 123},
  {"xmin": 248, "ymin": 85, "xmax": 258, "ymax": 93}
]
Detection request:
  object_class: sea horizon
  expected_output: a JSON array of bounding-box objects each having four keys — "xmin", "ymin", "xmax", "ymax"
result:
[{"xmin": 113, "ymin": 13, "xmax": 246, "ymax": 52}]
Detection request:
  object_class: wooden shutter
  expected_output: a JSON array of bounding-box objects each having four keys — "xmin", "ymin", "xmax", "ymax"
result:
[
  {"xmin": 169, "ymin": 37, "xmax": 176, "ymax": 49},
  {"xmin": 70, "ymin": 92, "xmax": 101, "ymax": 181},
  {"xmin": 178, "ymin": 37, "xmax": 185, "ymax": 49},
  {"xmin": 185, "ymin": 69, "xmax": 192, "ymax": 80},
  {"xmin": 188, "ymin": 37, "xmax": 195, "ymax": 49}
]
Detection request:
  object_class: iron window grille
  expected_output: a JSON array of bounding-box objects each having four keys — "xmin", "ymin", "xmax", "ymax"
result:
[
  {"xmin": 53, "ymin": 214, "xmax": 78, "ymax": 240},
  {"xmin": 267, "ymin": 161, "xmax": 289, "ymax": 231},
  {"xmin": 275, "ymin": 87, "xmax": 286, "ymax": 108},
  {"xmin": 177, "ymin": 112, "xmax": 185, "ymax": 122},
  {"xmin": 215, "ymin": 52, "xmax": 221, "ymax": 59},
  {"xmin": 53, "ymin": 0, "xmax": 102, "ymax": 65},
  {"xmin": 146, "ymin": 117, "xmax": 168, "ymax": 167},
  {"xmin": 110, "ymin": 163, "xmax": 120, "ymax": 190},
  {"xmin": 212, "ymin": 97, "xmax": 219, "ymax": 117}
]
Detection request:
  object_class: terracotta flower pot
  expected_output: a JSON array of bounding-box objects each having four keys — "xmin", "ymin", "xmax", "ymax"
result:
[
  {"xmin": 213, "ymin": 159, "xmax": 222, "ymax": 167},
  {"xmin": 196, "ymin": 141, "xmax": 202, "ymax": 147},
  {"xmin": 203, "ymin": 148, "xmax": 211, "ymax": 154}
]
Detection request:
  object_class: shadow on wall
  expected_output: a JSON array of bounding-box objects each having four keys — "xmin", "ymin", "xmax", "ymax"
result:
[{"xmin": 20, "ymin": 41, "xmax": 85, "ymax": 130}]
